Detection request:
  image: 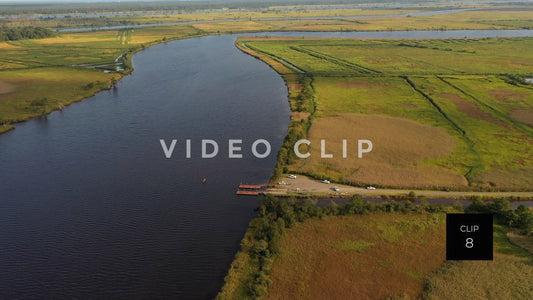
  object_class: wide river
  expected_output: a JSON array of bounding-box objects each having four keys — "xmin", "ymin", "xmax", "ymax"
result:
[{"xmin": 1, "ymin": 30, "xmax": 532, "ymax": 299}]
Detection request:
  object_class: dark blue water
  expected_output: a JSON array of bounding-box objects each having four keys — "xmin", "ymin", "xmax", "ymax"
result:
[{"xmin": 0, "ymin": 35, "xmax": 290, "ymax": 299}]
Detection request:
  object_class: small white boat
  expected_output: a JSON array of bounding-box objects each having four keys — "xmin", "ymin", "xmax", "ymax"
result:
[
  {"xmin": 333, "ymin": 186, "xmax": 340, "ymax": 192},
  {"xmin": 322, "ymin": 180, "xmax": 330, "ymax": 184},
  {"xmin": 288, "ymin": 174, "xmax": 297, "ymax": 179}
]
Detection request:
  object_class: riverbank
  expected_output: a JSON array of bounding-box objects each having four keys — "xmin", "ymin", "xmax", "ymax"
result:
[{"xmin": 0, "ymin": 26, "xmax": 212, "ymax": 135}]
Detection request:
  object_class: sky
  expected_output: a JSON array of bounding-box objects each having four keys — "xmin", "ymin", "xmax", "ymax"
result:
[{"xmin": 0, "ymin": 0, "xmax": 210, "ymax": 3}]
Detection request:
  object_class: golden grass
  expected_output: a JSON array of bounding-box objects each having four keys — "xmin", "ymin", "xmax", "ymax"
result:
[
  {"xmin": 424, "ymin": 225, "xmax": 533, "ymax": 300},
  {"xmin": 291, "ymin": 113, "xmax": 468, "ymax": 188},
  {"xmin": 426, "ymin": 253, "xmax": 533, "ymax": 299},
  {"xmin": 265, "ymin": 214, "xmax": 533, "ymax": 300},
  {"xmin": 36, "ymin": 33, "xmax": 117, "ymax": 44},
  {"xmin": 473, "ymin": 169, "xmax": 533, "ymax": 191},
  {"xmin": 266, "ymin": 213, "xmax": 446, "ymax": 300},
  {"xmin": 0, "ymin": 42, "xmax": 20, "ymax": 49}
]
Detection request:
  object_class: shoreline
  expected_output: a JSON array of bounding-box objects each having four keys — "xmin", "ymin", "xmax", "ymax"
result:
[{"xmin": 0, "ymin": 31, "xmax": 210, "ymax": 137}]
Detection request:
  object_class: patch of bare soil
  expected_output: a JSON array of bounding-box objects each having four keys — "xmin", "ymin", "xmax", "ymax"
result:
[{"xmin": 439, "ymin": 93, "xmax": 506, "ymax": 126}]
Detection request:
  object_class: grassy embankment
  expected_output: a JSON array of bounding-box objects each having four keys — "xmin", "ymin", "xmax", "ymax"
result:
[
  {"xmin": 218, "ymin": 196, "xmax": 533, "ymax": 299},
  {"xmin": 0, "ymin": 25, "xmax": 199, "ymax": 134},
  {"xmin": 238, "ymin": 37, "xmax": 533, "ymax": 191}
]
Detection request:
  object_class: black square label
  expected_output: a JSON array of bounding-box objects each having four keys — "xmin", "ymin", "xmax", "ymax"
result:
[{"xmin": 446, "ymin": 213, "xmax": 493, "ymax": 260}]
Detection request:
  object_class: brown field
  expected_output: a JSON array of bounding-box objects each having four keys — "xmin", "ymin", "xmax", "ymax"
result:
[
  {"xmin": 266, "ymin": 213, "xmax": 446, "ymax": 300},
  {"xmin": 438, "ymin": 93, "xmax": 505, "ymax": 126},
  {"xmin": 472, "ymin": 168, "xmax": 533, "ymax": 191},
  {"xmin": 488, "ymin": 89, "xmax": 530, "ymax": 102},
  {"xmin": 511, "ymin": 109, "xmax": 533, "ymax": 126},
  {"xmin": 291, "ymin": 113, "xmax": 468, "ymax": 188},
  {"xmin": 425, "ymin": 253, "xmax": 533, "ymax": 299}
]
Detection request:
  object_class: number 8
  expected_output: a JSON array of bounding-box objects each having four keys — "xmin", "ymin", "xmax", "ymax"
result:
[{"xmin": 465, "ymin": 238, "xmax": 474, "ymax": 248}]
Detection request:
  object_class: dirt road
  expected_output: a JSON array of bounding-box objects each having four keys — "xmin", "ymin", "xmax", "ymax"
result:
[{"xmin": 267, "ymin": 175, "xmax": 533, "ymax": 198}]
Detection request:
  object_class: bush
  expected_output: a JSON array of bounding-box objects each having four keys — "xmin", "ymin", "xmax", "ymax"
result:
[
  {"xmin": 466, "ymin": 198, "xmax": 533, "ymax": 236},
  {"xmin": 0, "ymin": 26, "xmax": 54, "ymax": 41}
]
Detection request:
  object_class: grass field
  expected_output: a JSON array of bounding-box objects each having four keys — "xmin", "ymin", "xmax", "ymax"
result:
[
  {"xmin": 265, "ymin": 216, "xmax": 533, "ymax": 299},
  {"xmin": 241, "ymin": 37, "xmax": 533, "ymax": 191},
  {"xmin": 0, "ymin": 67, "xmax": 118, "ymax": 124},
  {"xmin": 266, "ymin": 213, "xmax": 446, "ymax": 299},
  {"xmin": 424, "ymin": 226, "xmax": 533, "ymax": 299}
]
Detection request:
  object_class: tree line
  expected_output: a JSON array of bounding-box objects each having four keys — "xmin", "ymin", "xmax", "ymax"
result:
[
  {"xmin": 0, "ymin": 1, "xmax": 413, "ymax": 16},
  {"xmin": 0, "ymin": 26, "xmax": 54, "ymax": 41},
  {"xmin": 466, "ymin": 197, "xmax": 533, "ymax": 236}
]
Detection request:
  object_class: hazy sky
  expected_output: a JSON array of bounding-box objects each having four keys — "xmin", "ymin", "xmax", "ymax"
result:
[{"xmin": 0, "ymin": 0, "xmax": 210, "ymax": 3}]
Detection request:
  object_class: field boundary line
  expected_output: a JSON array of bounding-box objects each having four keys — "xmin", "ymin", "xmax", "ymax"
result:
[
  {"xmin": 289, "ymin": 45, "xmax": 381, "ymax": 75},
  {"xmin": 437, "ymin": 76, "xmax": 533, "ymax": 136}
]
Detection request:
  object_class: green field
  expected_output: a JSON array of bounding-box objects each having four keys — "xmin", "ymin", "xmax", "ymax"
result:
[
  {"xmin": 0, "ymin": 24, "xmax": 206, "ymax": 134},
  {"xmin": 241, "ymin": 37, "xmax": 533, "ymax": 191}
]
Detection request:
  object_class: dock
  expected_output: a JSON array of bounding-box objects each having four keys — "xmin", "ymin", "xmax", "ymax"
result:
[
  {"xmin": 239, "ymin": 184, "xmax": 262, "ymax": 190},
  {"xmin": 236, "ymin": 183, "xmax": 273, "ymax": 196},
  {"xmin": 236, "ymin": 190, "xmax": 260, "ymax": 196}
]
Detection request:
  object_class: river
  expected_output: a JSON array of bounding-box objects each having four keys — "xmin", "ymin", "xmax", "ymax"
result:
[{"xmin": 0, "ymin": 30, "xmax": 532, "ymax": 298}]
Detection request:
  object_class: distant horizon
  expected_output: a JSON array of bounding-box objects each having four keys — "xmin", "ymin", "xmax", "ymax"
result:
[
  {"xmin": 1, "ymin": 0, "xmax": 532, "ymax": 4},
  {"xmin": 0, "ymin": 0, "xmax": 214, "ymax": 3}
]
